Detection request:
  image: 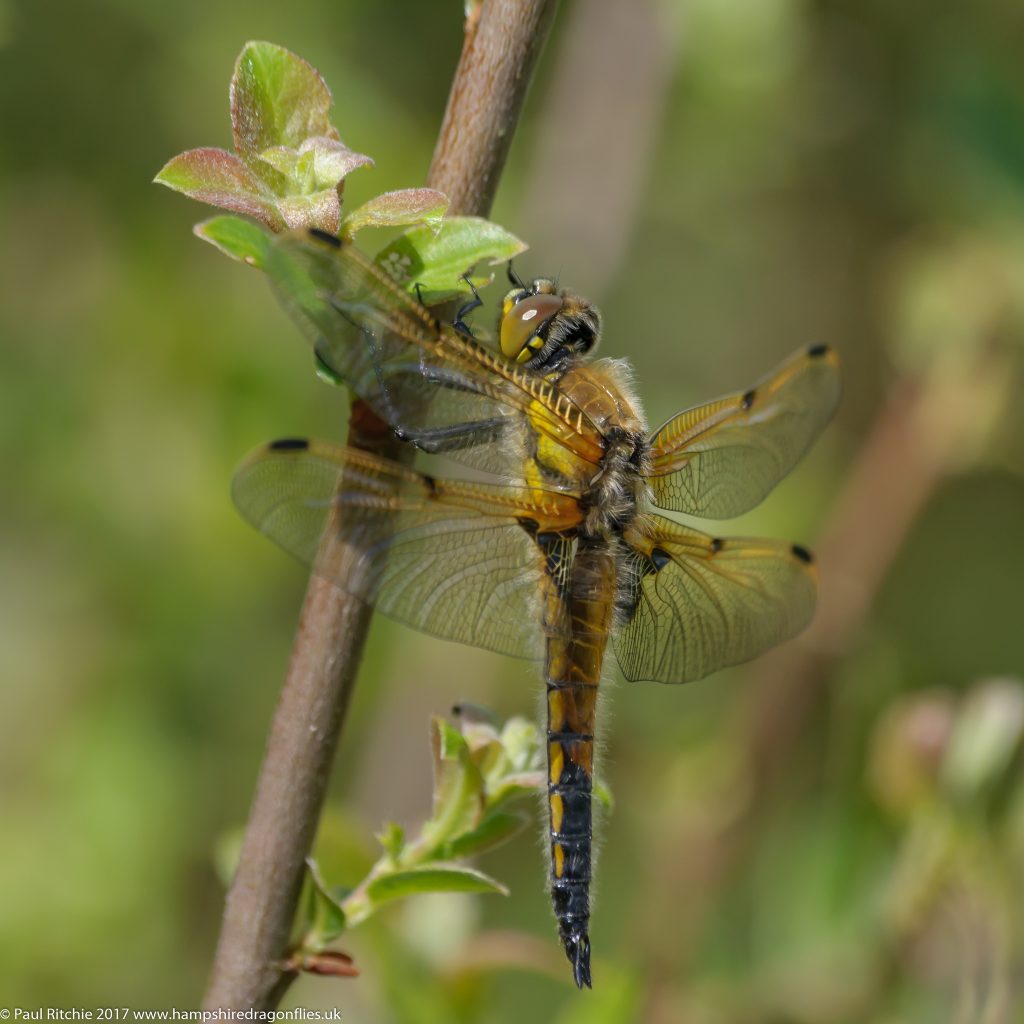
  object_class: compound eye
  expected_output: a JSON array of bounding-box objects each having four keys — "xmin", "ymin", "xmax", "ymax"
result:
[{"xmin": 499, "ymin": 293, "xmax": 564, "ymax": 360}]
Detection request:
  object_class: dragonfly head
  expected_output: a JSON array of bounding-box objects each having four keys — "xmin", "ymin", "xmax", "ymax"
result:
[{"xmin": 500, "ymin": 274, "xmax": 601, "ymax": 373}]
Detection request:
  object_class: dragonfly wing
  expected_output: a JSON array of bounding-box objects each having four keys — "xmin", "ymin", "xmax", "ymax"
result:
[
  {"xmin": 648, "ymin": 345, "xmax": 840, "ymax": 519},
  {"xmin": 232, "ymin": 439, "xmax": 582, "ymax": 661},
  {"xmin": 264, "ymin": 231, "xmax": 606, "ymax": 475},
  {"xmin": 613, "ymin": 514, "xmax": 817, "ymax": 684}
]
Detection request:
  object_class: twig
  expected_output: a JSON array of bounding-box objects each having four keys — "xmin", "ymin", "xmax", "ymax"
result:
[
  {"xmin": 202, "ymin": 0, "xmax": 559, "ymax": 1009},
  {"xmin": 429, "ymin": 0, "xmax": 558, "ymax": 217}
]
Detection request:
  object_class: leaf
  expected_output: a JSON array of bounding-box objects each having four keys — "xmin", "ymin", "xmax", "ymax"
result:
[
  {"xmin": 258, "ymin": 137, "xmax": 373, "ymax": 198},
  {"xmin": 498, "ymin": 715, "xmax": 543, "ymax": 774},
  {"xmin": 440, "ymin": 810, "xmax": 531, "ymax": 859},
  {"xmin": 375, "ymin": 216, "xmax": 526, "ymax": 295},
  {"xmin": 230, "ymin": 41, "xmax": 338, "ymax": 190},
  {"xmin": 193, "ymin": 216, "xmax": 272, "ymax": 267},
  {"xmin": 340, "ymin": 188, "xmax": 449, "ymax": 240},
  {"xmin": 488, "ymin": 770, "xmax": 545, "ymax": 808},
  {"xmin": 154, "ymin": 148, "xmax": 283, "ymax": 230},
  {"xmin": 302, "ymin": 857, "xmax": 348, "ymax": 949},
  {"xmin": 365, "ymin": 864, "xmax": 509, "ymax": 905},
  {"xmin": 419, "ymin": 717, "xmax": 485, "ymax": 855},
  {"xmin": 314, "ymin": 349, "xmax": 347, "ymax": 387},
  {"xmin": 469, "ymin": 737, "xmax": 508, "ymax": 784},
  {"xmin": 379, "ymin": 822, "xmax": 406, "ymax": 862},
  {"xmin": 302, "ymin": 136, "xmax": 374, "ymax": 190},
  {"xmin": 285, "ymin": 950, "xmax": 359, "ymax": 978},
  {"xmin": 277, "ymin": 190, "xmax": 343, "ymax": 234}
]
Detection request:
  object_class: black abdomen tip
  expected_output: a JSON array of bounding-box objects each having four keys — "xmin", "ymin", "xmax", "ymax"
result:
[
  {"xmin": 807, "ymin": 343, "xmax": 830, "ymax": 358},
  {"xmin": 269, "ymin": 438, "xmax": 310, "ymax": 451},
  {"xmin": 791, "ymin": 544, "xmax": 814, "ymax": 564},
  {"xmin": 562, "ymin": 927, "xmax": 592, "ymax": 989}
]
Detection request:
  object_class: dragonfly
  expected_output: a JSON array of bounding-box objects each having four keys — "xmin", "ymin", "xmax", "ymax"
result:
[{"xmin": 232, "ymin": 229, "xmax": 841, "ymax": 988}]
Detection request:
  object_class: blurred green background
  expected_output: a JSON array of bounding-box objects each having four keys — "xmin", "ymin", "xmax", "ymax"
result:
[{"xmin": 3, "ymin": 0, "xmax": 1024, "ymax": 1020}]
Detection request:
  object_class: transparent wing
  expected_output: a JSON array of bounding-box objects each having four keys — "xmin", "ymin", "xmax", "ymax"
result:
[
  {"xmin": 613, "ymin": 514, "xmax": 817, "ymax": 684},
  {"xmin": 648, "ymin": 345, "xmax": 840, "ymax": 518},
  {"xmin": 263, "ymin": 231, "xmax": 606, "ymax": 475},
  {"xmin": 232, "ymin": 439, "xmax": 582, "ymax": 660}
]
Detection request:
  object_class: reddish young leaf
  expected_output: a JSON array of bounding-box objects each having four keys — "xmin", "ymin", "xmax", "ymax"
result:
[{"xmin": 154, "ymin": 148, "xmax": 283, "ymax": 230}]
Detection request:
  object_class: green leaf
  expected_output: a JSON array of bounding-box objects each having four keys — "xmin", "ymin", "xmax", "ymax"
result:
[
  {"xmin": 365, "ymin": 864, "xmax": 509, "ymax": 905},
  {"xmin": 488, "ymin": 770, "xmax": 545, "ymax": 808},
  {"xmin": 379, "ymin": 822, "xmax": 406, "ymax": 862},
  {"xmin": 258, "ymin": 138, "xmax": 373, "ymax": 212},
  {"xmin": 419, "ymin": 717, "xmax": 485, "ymax": 856},
  {"xmin": 375, "ymin": 216, "xmax": 526, "ymax": 295},
  {"xmin": 230, "ymin": 41, "xmax": 337, "ymax": 190},
  {"xmin": 498, "ymin": 715, "xmax": 543, "ymax": 774},
  {"xmin": 301, "ymin": 857, "xmax": 348, "ymax": 949},
  {"xmin": 154, "ymin": 149, "xmax": 283, "ymax": 230},
  {"xmin": 314, "ymin": 349, "xmax": 347, "ymax": 387},
  {"xmin": 193, "ymin": 216, "xmax": 272, "ymax": 267},
  {"xmin": 440, "ymin": 810, "xmax": 531, "ymax": 859},
  {"xmin": 340, "ymin": 188, "xmax": 449, "ymax": 241}
]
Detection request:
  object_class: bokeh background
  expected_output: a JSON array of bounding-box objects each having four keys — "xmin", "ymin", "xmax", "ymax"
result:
[{"xmin": 3, "ymin": 0, "xmax": 1024, "ymax": 1020}]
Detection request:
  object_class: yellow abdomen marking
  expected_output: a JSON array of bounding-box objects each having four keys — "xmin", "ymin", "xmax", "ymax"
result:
[{"xmin": 550, "ymin": 793, "xmax": 564, "ymax": 834}]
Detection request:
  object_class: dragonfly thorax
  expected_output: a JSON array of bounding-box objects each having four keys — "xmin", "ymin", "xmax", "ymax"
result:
[{"xmin": 580, "ymin": 426, "xmax": 650, "ymax": 539}]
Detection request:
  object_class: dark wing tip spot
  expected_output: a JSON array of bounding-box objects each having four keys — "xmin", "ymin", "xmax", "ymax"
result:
[
  {"xmin": 791, "ymin": 544, "xmax": 814, "ymax": 564},
  {"xmin": 269, "ymin": 438, "xmax": 310, "ymax": 451},
  {"xmin": 741, "ymin": 389, "xmax": 756, "ymax": 410},
  {"xmin": 710, "ymin": 537, "xmax": 724, "ymax": 553},
  {"xmin": 308, "ymin": 228, "xmax": 342, "ymax": 248},
  {"xmin": 807, "ymin": 343, "xmax": 830, "ymax": 358}
]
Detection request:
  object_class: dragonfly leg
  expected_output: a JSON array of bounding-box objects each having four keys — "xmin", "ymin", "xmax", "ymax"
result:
[
  {"xmin": 452, "ymin": 275, "xmax": 484, "ymax": 338},
  {"xmin": 507, "ymin": 260, "xmax": 526, "ymax": 289},
  {"xmin": 394, "ymin": 416, "xmax": 508, "ymax": 454}
]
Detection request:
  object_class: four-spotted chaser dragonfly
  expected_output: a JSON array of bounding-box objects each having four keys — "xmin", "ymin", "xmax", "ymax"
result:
[{"xmin": 232, "ymin": 229, "xmax": 841, "ymax": 988}]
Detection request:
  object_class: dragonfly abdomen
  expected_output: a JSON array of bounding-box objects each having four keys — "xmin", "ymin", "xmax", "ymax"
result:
[
  {"xmin": 547, "ymin": 685, "xmax": 596, "ymax": 989},
  {"xmin": 544, "ymin": 545, "xmax": 616, "ymax": 990}
]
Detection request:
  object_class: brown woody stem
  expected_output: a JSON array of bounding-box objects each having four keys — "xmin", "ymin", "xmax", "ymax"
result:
[{"xmin": 202, "ymin": 0, "xmax": 559, "ymax": 1010}]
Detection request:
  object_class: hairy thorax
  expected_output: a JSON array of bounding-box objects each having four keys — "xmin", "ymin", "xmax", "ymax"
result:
[{"xmin": 536, "ymin": 358, "xmax": 651, "ymax": 541}]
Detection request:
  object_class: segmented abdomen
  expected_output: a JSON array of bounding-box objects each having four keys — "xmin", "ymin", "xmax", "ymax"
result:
[{"xmin": 544, "ymin": 544, "xmax": 616, "ymax": 990}]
